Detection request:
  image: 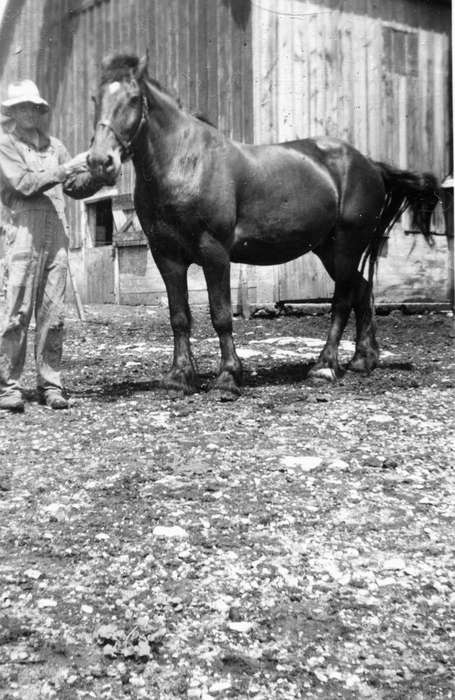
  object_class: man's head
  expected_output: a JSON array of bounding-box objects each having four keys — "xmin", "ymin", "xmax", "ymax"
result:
[{"xmin": 1, "ymin": 80, "xmax": 49, "ymax": 131}]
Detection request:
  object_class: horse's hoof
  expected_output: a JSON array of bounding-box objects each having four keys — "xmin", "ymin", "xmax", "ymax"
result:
[
  {"xmin": 348, "ymin": 356, "xmax": 378, "ymax": 374},
  {"xmin": 211, "ymin": 388, "xmax": 240, "ymax": 402},
  {"xmin": 161, "ymin": 373, "xmax": 199, "ymax": 395},
  {"xmin": 213, "ymin": 372, "xmax": 241, "ymax": 400},
  {"xmin": 307, "ymin": 367, "xmax": 337, "ymax": 383}
]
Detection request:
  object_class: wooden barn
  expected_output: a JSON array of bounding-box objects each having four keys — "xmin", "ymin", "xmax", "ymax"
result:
[{"xmin": 0, "ymin": 0, "xmax": 452, "ymax": 309}]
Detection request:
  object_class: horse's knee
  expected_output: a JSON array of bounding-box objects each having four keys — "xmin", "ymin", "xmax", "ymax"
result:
[
  {"xmin": 212, "ymin": 310, "xmax": 233, "ymax": 335},
  {"xmin": 170, "ymin": 309, "xmax": 191, "ymax": 333}
]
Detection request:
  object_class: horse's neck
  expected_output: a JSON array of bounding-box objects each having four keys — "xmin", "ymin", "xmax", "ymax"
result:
[{"xmin": 134, "ymin": 110, "xmax": 211, "ymax": 186}]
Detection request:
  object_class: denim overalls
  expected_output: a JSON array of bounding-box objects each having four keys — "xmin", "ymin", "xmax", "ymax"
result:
[{"xmin": 0, "ymin": 130, "xmax": 71, "ymax": 396}]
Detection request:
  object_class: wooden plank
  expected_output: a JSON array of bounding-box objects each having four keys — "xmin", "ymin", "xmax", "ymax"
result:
[
  {"xmin": 167, "ymin": 0, "xmax": 179, "ymax": 96},
  {"xmin": 240, "ymin": 1, "xmax": 254, "ymax": 143},
  {"xmin": 338, "ymin": 12, "xmax": 353, "ymax": 143},
  {"xmin": 260, "ymin": 0, "xmax": 278, "ymax": 143},
  {"xmin": 351, "ymin": 15, "xmax": 368, "ymax": 151},
  {"xmin": 155, "ymin": 0, "xmax": 166, "ymax": 85},
  {"xmin": 206, "ymin": 0, "xmax": 218, "ymax": 125},
  {"xmin": 397, "ymin": 74, "xmax": 407, "ymax": 168},
  {"xmin": 366, "ymin": 16, "xmax": 381, "ymax": 158},
  {"xmin": 432, "ymin": 32, "xmax": 445, "ymax": 176},
  {"xmin": 130, "ymin": 0, "xmax": 138, "ymax": 53},
  {"xmin": 231, "ymin": 1, "xmax": 243, "ymax": 139},
  {"xmin": 177, "ymin": 0, "xmax": 190, "ymax": 108},
  {"xmin": 251, "ymin": 0, "xmax": 263, "ymax": 143},
  {"xmin": 196, "ymin": 0, "xmax": 208, "ymax": 118},
  {"xmin": 86, "ymin": 246, "xmax": 116, "ymax": 303},
  {"xmin": 406, "ymin": 75, "xmax": 419, "ymax": 170},
  {"xmin": 188, "ymin": 0, "xmax": 198, "ymax": 113},
  {"xmin": 292, "ymin": 7, "xmax": 307, "ymax": 139},
  {"xmin": 217, "ymin": 0, "xmax": 232, "ymax": 136},
  {"xmin": 276, "ymin": 0, "xmax": 294, "ymax": 141},
  {"xmin": 323, "ymin": 0, "xmax": 338, "ymax": 138},
  {"xmin": 145, "ymin": 0, "xmax": 157, "ymax": 74},
  {"xmin": 308, "ymin": 8, "xmax": 318, "ymax": 137}
]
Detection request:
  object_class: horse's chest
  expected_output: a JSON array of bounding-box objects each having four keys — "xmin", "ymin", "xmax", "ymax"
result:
[{"xmin": 160, "ymin": 155, "xmax": 205, "ymax": 206}]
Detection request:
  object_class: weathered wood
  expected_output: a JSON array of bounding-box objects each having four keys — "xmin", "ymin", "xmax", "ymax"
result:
[
  {"xmin": 67, "ymin": 257, "xmax": 86, "ymax": 321},
  {"xmin": 86, "ymin": 246, "xmax": 116, "ymax": 304}
]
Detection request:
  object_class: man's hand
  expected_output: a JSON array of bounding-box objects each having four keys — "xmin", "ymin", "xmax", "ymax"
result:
[
  {"xmin": 56, "ymin": 151, "xmax": 90, "ymax": 182},
  {"xmin": 62, "ymin": 151, "xmax": 90, "ymax": 176}
]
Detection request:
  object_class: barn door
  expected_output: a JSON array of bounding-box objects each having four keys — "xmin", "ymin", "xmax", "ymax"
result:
[
  {"xmin": 86, "ymin": 247, "xmax": 116, "ymax": 304},
  {"xmin": 84, "ymin": 196, "xmax": 116, "ymax": 304}
]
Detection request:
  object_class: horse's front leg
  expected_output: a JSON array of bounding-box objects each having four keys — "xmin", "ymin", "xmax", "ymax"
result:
[
  {"xmin": 200, "ymin": 235, "xmax": 242, "ymax": 398},
  {"xmin": 154, "ymin": 254, "xmax": 199, "ymax": 394}
]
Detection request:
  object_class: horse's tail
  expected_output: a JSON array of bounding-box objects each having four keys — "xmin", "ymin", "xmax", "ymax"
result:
[
  {"xmin": 363, "ymin": 161, "xmax": 440, "ymax": 286},
  {"xmin": 375, "ymin": 161, "xmax": 439, "ymax": 241}
]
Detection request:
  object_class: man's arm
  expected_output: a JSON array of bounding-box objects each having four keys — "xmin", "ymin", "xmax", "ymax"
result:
[
  {"xmin": 63, "ymin": 169, "xmax": 107, "ymax": 200},
  {"xmin": 0, "ymin": 136, "xmax": 67, "ymax": 197}
]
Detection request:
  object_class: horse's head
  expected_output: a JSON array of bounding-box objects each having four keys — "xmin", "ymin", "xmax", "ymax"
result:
[{"xmin": 88, "ymin": 53, "xmax": 148, "ymax": 183}]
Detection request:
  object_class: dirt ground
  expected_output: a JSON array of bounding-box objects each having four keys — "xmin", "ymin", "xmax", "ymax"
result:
[{"xmin": 0, "ymin": 304, "xmax": 454, "ymax": 700}]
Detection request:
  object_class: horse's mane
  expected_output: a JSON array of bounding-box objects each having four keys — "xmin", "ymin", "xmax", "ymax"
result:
[
  {"xmin": 100, "ymin": 53, "xmax": 215, "ymax": 126},
  {"xmin": 193, "ymin": 112, "xmax": 216, "ymax": 127}
]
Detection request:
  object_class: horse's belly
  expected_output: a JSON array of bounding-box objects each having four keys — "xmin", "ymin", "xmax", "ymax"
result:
[
  {"xmin": 230, "ymin": 232, "xmax": 314, "ymax": 265},
  {"xmin": 231, "ymin": 159, "xmax": 337, "ymax": 264},
  {"xmin": 231, "ymin": 211, "xmax": 334, "ymax": 265}
]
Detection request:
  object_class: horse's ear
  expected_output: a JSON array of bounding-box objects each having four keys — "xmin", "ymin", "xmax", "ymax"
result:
[{"xmin": 137, "ymin": 51, "xmax": 149, "ymax": 80}]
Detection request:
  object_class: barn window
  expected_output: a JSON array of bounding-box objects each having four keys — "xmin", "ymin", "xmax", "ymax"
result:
[
  {"xmin": 86, "ymin": 198, "xmax": 113, "ymax": 246},
  {"xmin": 383, "ymin": 26, "xmax": 418, "ymax": 77}
]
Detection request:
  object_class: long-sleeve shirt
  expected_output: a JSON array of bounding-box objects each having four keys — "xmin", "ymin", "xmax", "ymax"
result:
[{"xmin": 0, "ymin": 128, "xmax": 104, "ymax": 216}]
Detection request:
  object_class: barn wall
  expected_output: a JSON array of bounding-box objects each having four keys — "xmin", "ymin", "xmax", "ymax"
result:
[
  {"xmin": 251, "ymin": 0, "xmax": 451, "ymax": 305},
  {"xmin": 0, "ymin": 0, "xmax": 451, "ymax": 307}
]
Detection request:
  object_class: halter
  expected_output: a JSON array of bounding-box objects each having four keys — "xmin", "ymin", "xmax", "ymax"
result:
[{"xmin": 95, "ymin": 95, "xmax": 148, "ymax": 160}]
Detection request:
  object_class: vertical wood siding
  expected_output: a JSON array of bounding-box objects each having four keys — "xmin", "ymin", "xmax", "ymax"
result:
[
  {"xmin": 1, "ymin": 0, "xmax": 451, "ymax": 305},
  {"xmin": 252, "ymin": 0, "xmax": 451, "ymax": 304}
]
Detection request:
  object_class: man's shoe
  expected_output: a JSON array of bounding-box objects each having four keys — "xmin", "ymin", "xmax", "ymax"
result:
[
  {"xmin": 0, "ymin": 392, "xmax": 25, "ymax": 413},
  {"xmin": 38, "ymin": 388, "xmax": 68, "ymax": 410}
]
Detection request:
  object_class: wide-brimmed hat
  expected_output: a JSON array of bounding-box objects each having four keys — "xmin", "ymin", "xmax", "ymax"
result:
[{"xmin": 1, "ymin": 80, "xmax": 49, "ymax": 114}]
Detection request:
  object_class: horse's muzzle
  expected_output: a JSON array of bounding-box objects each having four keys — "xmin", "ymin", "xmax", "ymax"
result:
[{"xmin": 87, "ymin": 148, "xmax": 121, "ymax": 183}]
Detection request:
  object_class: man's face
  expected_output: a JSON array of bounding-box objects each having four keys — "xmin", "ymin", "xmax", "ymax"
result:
[{"xmin": 11, "ymin": 103, "xmax": 43, "ymax": 130}]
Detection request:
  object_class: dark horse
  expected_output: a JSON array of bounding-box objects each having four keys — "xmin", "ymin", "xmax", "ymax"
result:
[{"xmin": 88, "ymin": 54, "xmax": 439, "ymax": 397}]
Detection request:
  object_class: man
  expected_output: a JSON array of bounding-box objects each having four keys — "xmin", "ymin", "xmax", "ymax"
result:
[{"xmin": 0, "ymin": 79, "xmax": 104, "ymax": 412}]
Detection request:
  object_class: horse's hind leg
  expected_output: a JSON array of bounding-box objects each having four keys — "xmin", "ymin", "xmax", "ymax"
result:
[
  {"xmin": 199, "ymin": 233, "xmax": 242, "ymax": 398},
  {"xmin": 348, "ymin": 275, "xmax": 380, "ymax": 373},
  {"xmin": 312, "ymin": 233, "xmax": 379, "ymax": 380},
  {"xmin": 310, "ymin": 235, "xmax": 360, "ymax": 381},
  {"xmin": 154, "ymin": 254, "xmax": 199, "ymax": 394}
]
